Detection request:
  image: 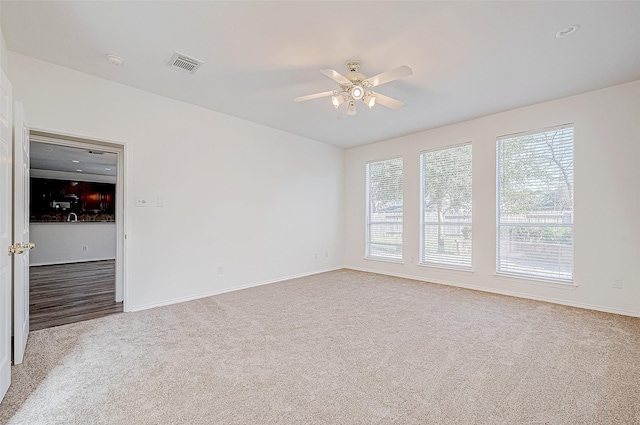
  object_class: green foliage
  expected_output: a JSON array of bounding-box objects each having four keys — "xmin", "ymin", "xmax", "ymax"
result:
[
  {"xmin": 424, "ymin": 237, "xmax": 459, "ymax": 254},
  {"xmin": 499, "ymin": 128, "xmax": 573, "ymax": 215},
  {"xmin": 422, "ymin": 145, "xmax": 472, "ymax": 216},
  {"xmin": 368, "ymin": 158, "xmax": 403, "ymax": 213},
  {"xmin": 509, "ymin": 226, "xmax": 573, "ymax": 245},
  {"xmin": 422, "ymin": 145, "xmax": 472, "ymax": 253},
  {"xmin": 369, "ymin": 233, "xmax": 402, "ymax": 245}
]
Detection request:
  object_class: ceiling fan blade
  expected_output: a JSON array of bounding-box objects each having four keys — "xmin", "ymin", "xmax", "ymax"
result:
[
  {"xmin": 366, "ymin": 65, "xmax": 412, "ymax": 88},
  {"xmin": 372, "ymin": 92, "xmax": 404, "ymax": 109},
  {"xmin": 320, "ymin": 69, "xmax": 351, "ymax": 85},
  {"xmin": 293, "ymin": 90, "xmax": 335, "ymax": 102}
]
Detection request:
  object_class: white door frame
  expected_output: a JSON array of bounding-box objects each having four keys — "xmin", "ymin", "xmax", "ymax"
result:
[
  {"xmin": 0, "ymin": 67, "xmax": 13, "ymax": 403},
  {"xmin": 28, "ymin": 129, "xmax": 129, "ymax": 311},
  {"xmin": 13, "ymin": 102, "xmax": 31, "ymax": 365}
]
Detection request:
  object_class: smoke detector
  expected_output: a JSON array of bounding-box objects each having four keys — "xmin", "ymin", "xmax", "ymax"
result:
[
  {"xmin": 167, "ymin": 52, "xmax": 204, "ymax": 74},
  {"xmin": 106, "ymin": 54, "xmax": 124, "ymax": 66},
  {"xmin": 556, "ymin": 25, "xmax": 580, "ymax": 38}
]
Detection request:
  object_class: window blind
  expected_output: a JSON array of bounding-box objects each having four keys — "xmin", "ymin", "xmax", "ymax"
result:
[
  {"xmin": 366, "ymin": 157, "xmax": 403, "ymax": 261},
  {"xmin": 496, "ymin": 125, "xmax": 574, "ymax": 282},
  {"xmin": 420, "ymin": 144, "xmax": 473, "ymax": 269}
]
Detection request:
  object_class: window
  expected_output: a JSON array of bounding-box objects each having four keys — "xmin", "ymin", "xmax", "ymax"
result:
[
  {"xmin": 497, "ymin": 125, "xmax": 574, "ymax": 282},
  {"xmin": 420, "ymin": 144, "xmax": 473, "ymax": 269},
  {"xmin": 366, "ymin": 157, "xmax": 403, "ymax": 261}
]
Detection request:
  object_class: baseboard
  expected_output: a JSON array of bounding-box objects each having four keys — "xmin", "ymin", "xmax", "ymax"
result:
[
  {"xmin": 128, "ymin": 266, "xmax": 345, "ymax": 313},
  {"xmin": 346, "ymin": 266, "xmax": 640, "ymax": 318},
  {"xmin": 30, "ymin": 257, "xmax": 116, "ymax": 267}
]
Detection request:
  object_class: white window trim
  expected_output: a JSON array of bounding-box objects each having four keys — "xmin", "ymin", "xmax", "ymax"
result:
[
  {"xmin": 496, "ymin": 123, "xmax": 574, "ymax": 140},
  {"xmin": 364, "ymin": 256, "xmax": 405, "ymax": 265},
  {"xmin": 417, "ymin": 263, "xmax": 474, "ymax": 275},
  {"xmin": 494, "ymin": 273, "xmax": 578, "ymax": 289},
  {"xmin": 365, "ymin": 156, "xmax": 403, "ymax": 262},
  {"xmin": 419, "ymin": 142, "xmax": 473, "ymax": 271},
  {"xmin": 496, "ymin": 123, "xmax": 574, "ymax": 283}
]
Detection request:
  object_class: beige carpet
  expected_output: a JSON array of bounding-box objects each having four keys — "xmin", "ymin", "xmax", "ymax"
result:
[{"xmin": 1, "ymin": 269, "xmax": 639, "ymax": 424}]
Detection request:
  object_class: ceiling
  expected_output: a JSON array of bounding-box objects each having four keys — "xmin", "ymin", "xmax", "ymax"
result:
[
  {"xmin": 2, "ymin": 2, "xmax": 640, "ymax": 149},
  {"xmin": 31, "ymin": 142, "xmax": 117, "ymax": 176}
]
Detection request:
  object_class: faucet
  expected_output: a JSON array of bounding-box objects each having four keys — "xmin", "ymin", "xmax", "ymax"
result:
[{"xmin": 67, "ymin": 212, "xmax": 78, "ymax": 222}]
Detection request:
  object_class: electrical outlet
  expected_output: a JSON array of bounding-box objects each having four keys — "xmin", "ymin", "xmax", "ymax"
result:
[
  {"xmin": 325, "ymin": 251, "xmax": 329, "ymax": 258},
  {"xmin": 82, "ymin": 245, "xmax": 88, "ymax": 251},
  {"xmin": 135, "ymin": 197, "xmax": 149, "ymax": 207},
  {"xmin": 217, "ymin": 266, "xmax": 223, "ymax": 274},
  {"xmin": 612, "ymin": 278, "xmax": 623, "ymax": 289},
  {"xmin": 314, "ymin": 253, "xmax": 318, "ymax": 260}
]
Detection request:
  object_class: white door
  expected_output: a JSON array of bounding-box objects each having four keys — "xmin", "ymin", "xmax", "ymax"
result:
[
  {"xmin": 0, "ymin": 69, "xmax": 13, "ymax": 402},
  {"xmin": 13, "ymin": 102, "xmax": 31, "ymax": 365}
]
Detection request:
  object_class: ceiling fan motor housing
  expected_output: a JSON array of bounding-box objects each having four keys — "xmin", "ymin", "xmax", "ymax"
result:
[
  {"xmin": 344, "ymin": 72, "xmax": 366, "ymax": 84},
  {"xmin": 346, "ymin": 61, "xmax": 360, "ymax": 72},
  {"xmin": 342, "ymin": 61, "xmax": 371, "ymax": 103},
  {"xmin": 340, "ymin": 72, "xmax": 368, "ymax": 96},
  {"xmin": 293, "ymin": 60, "xmax": 411, "ymax": 115}
]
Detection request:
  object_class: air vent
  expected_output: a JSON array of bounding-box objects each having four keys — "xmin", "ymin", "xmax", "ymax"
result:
[{"xmin": 167, "ymin": 52, "xmax": 203, "ymax": 74}]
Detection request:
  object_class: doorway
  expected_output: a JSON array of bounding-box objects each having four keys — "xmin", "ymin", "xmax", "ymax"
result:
[{"xmin": 28, "ymin": 132, "xmax": 126, "ymax": 330}]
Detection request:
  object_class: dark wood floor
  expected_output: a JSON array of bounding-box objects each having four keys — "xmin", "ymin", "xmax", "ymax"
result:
[{"xmin": 29, "ymin": 260, "xmax": 122, "ymax": 331}]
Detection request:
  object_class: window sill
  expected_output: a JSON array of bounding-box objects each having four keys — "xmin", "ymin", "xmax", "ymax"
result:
[
  {"xmin": 494, "ymin": 273, "xmax": 578, "ymax": 289},
  {"xmin": 417, "ymin": 263, "xmax": 474, "ymax": 275},
  {"xmin": 364, "ymin": 256, "xmax": 404, "ymax": 265}
]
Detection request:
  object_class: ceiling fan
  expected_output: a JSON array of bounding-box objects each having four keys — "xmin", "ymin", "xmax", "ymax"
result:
[{"xmin": 294, "ymin": 61, "xmax": 412, "ymax": 116}]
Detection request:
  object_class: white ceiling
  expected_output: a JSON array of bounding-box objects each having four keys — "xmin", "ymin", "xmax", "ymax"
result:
[
  {"xmin": 31, "ymin": 142, "xmax": 117, "ymax": 176},
  {"xmin": 2, "ymin": 1, "xmax": 640, "ymax": 149}
]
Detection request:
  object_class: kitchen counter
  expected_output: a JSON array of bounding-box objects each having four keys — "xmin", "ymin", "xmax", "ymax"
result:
[
  {"xmin": 29, "ymin": 222, "xmax": 117, "ymax": 266},
  {"xmin": 30, "ymin": 220, "xmax": 115, "ymax": 223},
  {"xmin": 31, "ymin": 213, "xmax": 114, "ymax": 223}
]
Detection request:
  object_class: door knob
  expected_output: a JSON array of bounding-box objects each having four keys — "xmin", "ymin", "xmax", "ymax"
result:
[
  {"xmin": 7, "ymin": 244, "xmax": 24, "ymax": 256},
  {"xmin": 21, "ymin": 242, "xmax": 35, "ymax": 250}
]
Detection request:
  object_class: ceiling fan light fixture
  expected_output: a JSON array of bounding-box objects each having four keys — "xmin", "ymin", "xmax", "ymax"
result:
[
  {"xmin": 363, "ymin": 94, "xmax": 376, "ymax": 108},
  {"xmin": 294, "ymin": 61, "xmax": 410, "ymax": 115},
  {"xmin": 351, "ymin": 85, "xmax": 364, "ymax": 100},
  {"xmin": 331, "ymin": 94, "xmax": 345, "ymax": 108},
  {"xmin": 347, "ymin": 101, "xmax": 357, "ymax": 116}
]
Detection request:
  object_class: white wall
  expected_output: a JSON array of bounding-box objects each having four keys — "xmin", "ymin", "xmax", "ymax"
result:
[
  {"xmin": 9, "ymin": 44, "xmax": 638, "ymax": 317},
  {"xmin": 345, "ymin": 80, "xmax": 640, "ymax": 316},
  {"xmin": 8, "ymin": 52, "xmax": 345, "ymax": 311},
  {"xmin": 0, "ymin": 13, "xmax": 7, "ymax": 72},
  {"xmin": 30, "ymin": 223, "xmax": 116, "ymax": 266}
]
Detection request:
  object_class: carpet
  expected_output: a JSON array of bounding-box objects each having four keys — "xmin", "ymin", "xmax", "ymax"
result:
[{"xmin": 1, "ymin": 269, "xmax": 639, "ymax": 424}]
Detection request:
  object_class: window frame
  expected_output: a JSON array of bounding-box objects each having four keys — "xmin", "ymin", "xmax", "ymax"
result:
[
  {"xmin": 365, "ymin": 156, "xmax": 404, "ymax": 263},
  {"xmin": 495, "ymin": 124, "xmax": 574, "ymax": 283},
  {"xmin": 419, "ymin": 142, "xmax": 473, "ymax": 270}
]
